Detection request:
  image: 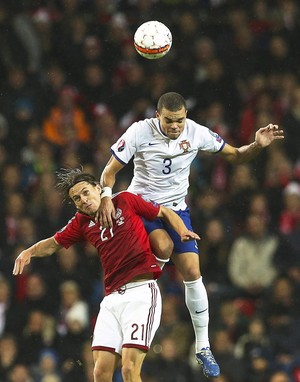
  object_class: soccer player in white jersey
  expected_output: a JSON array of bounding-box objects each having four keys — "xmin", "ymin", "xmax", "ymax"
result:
[
  {"xmin": 98, "ymin": 92, "xmax": 284, "ymax": 378},
  {"xmin": 12, "ymin": 168, "xmax": 199, "ymax": 382}
]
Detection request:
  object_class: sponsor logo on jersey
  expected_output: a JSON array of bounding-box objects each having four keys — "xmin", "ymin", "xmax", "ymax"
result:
[
  {"xmin": 88, "ymin": 220, "xmax": 96, "ymax": 228},
  {"xmin": 208, "ymin": 129, "xmax": 222, "ymax": 143},
  {"xmin": 148, "ymin": 142, "xmax": 159, "ymax": 146},
  {"xmin": 117, "ymin": 139, "xmax": 125, "ymax": 152},
  {"xmin": 179, "ymin": 139, "xmax": 191, "ymax": 153}
]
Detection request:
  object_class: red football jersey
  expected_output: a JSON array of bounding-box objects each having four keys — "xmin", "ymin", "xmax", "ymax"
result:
[{"xmin": 54, "ymin": 191, "xmax": 162, "ymax": 295}]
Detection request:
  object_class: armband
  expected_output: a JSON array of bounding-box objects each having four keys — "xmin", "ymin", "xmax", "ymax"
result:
[{"xmin": 100, "ymin": 187, "xmax": 112, "ymax": 199}]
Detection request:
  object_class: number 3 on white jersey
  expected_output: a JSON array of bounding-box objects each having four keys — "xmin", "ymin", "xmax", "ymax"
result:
[{"xmin": 162, "ymin": 158, "xmax": 172, "ymax": 174}]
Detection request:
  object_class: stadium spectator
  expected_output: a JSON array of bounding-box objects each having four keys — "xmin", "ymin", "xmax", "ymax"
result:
[
  {"xmin": 43, "ymin": 86, "xmax": 91, "ymax": 149},
  {"xmin": 0, "ymin": 334, "xmax": 19, "ymax": 381},
  {"xmin": 228, "ymin": 213, "xmax": 279, "ymax": 298},
  {"xmin": 279, "ymin": 181, "xmax": 300, "ymax": 234}
]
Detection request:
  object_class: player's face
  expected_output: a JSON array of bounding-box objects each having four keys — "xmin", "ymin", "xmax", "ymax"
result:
[
  {"xmin": 156, "ymin": 106, "xmax": 187, "ymax": 140},
  {"xmin": 69, "ymin": 181, "xmax": 101, "ymax": 216}
]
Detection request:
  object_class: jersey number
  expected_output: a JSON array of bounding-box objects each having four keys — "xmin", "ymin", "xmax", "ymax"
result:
[
  {"xmin": 131, "ymin": 323, "xmax": 145, "ymax": 341},
  {"xmin": 162, "ymin": 158, "xmax": 172, "ymax": 174},
  {"xmin": 100, "ymin": 227, "xmax": 114, "ymax": 241}
]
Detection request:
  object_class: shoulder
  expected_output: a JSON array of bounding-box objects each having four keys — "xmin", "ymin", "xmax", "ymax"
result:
[
  {"xmin": 72, "ymin": 211, "xmax": 91, "ymax": 226},
  {"xmin": 113, "ymin": 191, "xmax": 150, "ymax": 208},
  {"xmin": 185, "ymin": 118, "xmax": 209, "ymax": 136},
  {"xmin": 113, "ymin": 190, "xmax": 137, "ymax": 203},
  {"xmin": 131, "ymin": 118, "xmax": 158, "ymax": 135},
  {"xmin": 186, "ymin": 118, "xmax": 205, "ymax": 127},
  {"xmin": 122, "ymin": 119, "xmax": 158, "ymax": 146}
]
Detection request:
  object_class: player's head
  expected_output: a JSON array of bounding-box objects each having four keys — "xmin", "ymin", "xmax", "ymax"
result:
[
  {"xmin": 56, "ymin": 168, "xmax": 101, "ymax": 215},
  {"xmin": 156, "ymin": 92, "xmax": 187, "ymax": 140}
]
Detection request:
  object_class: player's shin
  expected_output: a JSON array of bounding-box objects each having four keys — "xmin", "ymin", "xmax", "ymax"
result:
[{"xmin": 183, "ymin": 277, "xmax": 210, "ymax": 352}]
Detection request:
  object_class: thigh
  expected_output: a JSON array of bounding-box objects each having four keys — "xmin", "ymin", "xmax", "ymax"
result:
[
  {"xmin": 148, "ymin": 228, "xmax": 174, "ymax": 260},
  {"xmin": 167, "ymin": 209, "xmax": 199, "ymax": 255},
  {"xmin": 121, "ymin": 281, "xmax": 162, "ymax": 351},
  {"xmin": 144, "ymin": 217, "xmax": 174, "ymax": 259}
]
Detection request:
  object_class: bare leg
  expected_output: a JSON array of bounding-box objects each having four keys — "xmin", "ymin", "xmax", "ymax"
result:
[
  {"xmin": 93, "ymin": 350, "xmax": 119, "ymax": 382},
  {"xmin": 121, "ymin": 347, "xmax": 147, "ymax": 382}
]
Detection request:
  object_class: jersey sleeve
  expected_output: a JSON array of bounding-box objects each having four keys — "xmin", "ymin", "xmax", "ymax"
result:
[
  {"xmin": 195, "ymin": 122, "xmax": 225, "ymax": 153},
  {"xmin": 121, "ymin": 192, "xmax": 160, "ymax": 221},
  {"xmin": 54, "ymin": 214, "xmax": 84, "ymax": 249},
  {"xmin": 110, "ymin": 122, "xmax": 139, "ymax": 165}
]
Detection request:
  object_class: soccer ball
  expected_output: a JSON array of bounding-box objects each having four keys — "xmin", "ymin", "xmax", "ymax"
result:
[{"xmin": 134, "ymin": 21, "xmax": 172, "ymax": 60}]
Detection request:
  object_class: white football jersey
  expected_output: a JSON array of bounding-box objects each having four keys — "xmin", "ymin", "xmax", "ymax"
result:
[{"xmin": 111, "ymin": 118, "xmax": 225, "ymax": 209}]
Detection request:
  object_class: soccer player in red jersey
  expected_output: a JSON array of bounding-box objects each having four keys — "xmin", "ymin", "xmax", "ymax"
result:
[{"xmin": 13, "ymin": 168, "xmax": 199, "ymax": 382}]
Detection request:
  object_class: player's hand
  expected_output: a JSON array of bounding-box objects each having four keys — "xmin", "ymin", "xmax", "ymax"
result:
[
  {"xmin": 255, "ymin": 124, "xmax": 284, "ymax": 148},
  {"xmin": 96, "ymin": 197, "xmax": 116, "ymax": 228},
  {"xmin": 13, "ymin": 250, "xmax": 31, "ymax": 275},
  {"xmin": 181, "ymin": 231, "xmax": 200, "ymax": 242}
]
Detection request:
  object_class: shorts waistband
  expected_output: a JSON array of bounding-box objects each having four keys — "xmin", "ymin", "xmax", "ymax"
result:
[{"xmin": 112, "ymin": 279, "xmax": 155, "ymax": 295}]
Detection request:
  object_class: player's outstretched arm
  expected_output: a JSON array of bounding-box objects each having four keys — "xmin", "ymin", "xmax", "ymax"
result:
[
  {"xmin": 13, "ymin": 237, "xmax": 61, "ymax": 275},
  {"xmin": 98, "ymin": 156, "xmax": 125, "ymax": 227},
  {"xmin": 220, "ymin": 124, "xmax": 284, "ymax": 164},
  {"xmin": 158, "ymin": 206, "xmax": 200, "ymax": 242}
]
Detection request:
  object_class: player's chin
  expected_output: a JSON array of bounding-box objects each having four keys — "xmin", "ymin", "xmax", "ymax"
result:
[
  {"xmin": 168, "ymin": 133, "xmax": 180, "ymax": 140},
  {"xmin": 83, "ymin": 207, "xmax": 97, "ymax": 216}
]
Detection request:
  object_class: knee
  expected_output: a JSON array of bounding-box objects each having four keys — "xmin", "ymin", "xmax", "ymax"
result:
[
  {"xmin": 181, "ymin": 265, "xmax": 201, "ymax": 281},
  {"xmin": 121, "ymin": 360, "xmax": 139, "ymax": 381},
  {"xmin": 174, "ymin": 256, "xmax": 201, "ymax": 281},
  {"xmin": 153, "ymin": 239, "xmax": 174, "ymax": 260},
  {"xmin": 94, "ymin": 363, "xmax": 112, "ymax": 382}
]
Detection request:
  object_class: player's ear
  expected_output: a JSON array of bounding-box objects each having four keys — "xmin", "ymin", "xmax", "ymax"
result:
[{"xmin": 155, "ymin": 110, "xmax": 159, "ymax": 118}]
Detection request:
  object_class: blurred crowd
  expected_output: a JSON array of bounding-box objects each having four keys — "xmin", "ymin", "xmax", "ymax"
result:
[{"xmin": 0, "ymin": 0, "xmax": 300, "ymax": 381}]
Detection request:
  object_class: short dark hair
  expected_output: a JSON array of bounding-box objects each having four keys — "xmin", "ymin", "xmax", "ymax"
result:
[
  {"xmin": 56, "ymin": 167, "xmax": 98, "ymax": 201},
  {"xmin": 157, "ymin": 92, "xmax": 187, "ymax": 113}
]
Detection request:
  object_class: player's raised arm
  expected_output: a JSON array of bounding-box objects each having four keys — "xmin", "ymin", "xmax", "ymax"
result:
[
  {"xmin": 158, "ymin": 206, "xmax": 200, "ymax": 242},
  {"xmin": 98, "ymin": 156, "xmax": 125, "ymax": 227},
  {"xmin": 220, "ymin": 124, "xmax": 284, "ymax": 164},
  {"xmin": 13, "ymin": 237, "xmax": 61, "ymax": 275}
]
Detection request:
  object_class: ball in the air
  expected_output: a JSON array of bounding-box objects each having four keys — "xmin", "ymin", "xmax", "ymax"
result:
[{"xmin": 134, "ymin": 20, "xmax": 172, "ymax": 60}]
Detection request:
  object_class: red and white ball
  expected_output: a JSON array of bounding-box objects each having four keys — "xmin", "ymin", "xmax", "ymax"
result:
[{"xmin": 134, "ymin": 21, "xmax": 172, "ymax": 60}]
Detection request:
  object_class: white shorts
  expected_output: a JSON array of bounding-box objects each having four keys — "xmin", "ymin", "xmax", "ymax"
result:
[{"xmin": 91, "ymin": 280, "xmax": 162, "ymax": 355}]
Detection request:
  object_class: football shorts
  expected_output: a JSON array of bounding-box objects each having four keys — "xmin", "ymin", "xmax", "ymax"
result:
[
  {"xmin": 143, "ymin": 208, "xmax": 199, "ymax": 254},
  {"xmin": 92, "ymin": 280, "xmax": 161, "ymax": 355}
]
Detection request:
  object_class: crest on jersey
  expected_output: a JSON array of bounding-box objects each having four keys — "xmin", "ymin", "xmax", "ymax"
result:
[
  {"xmin": 115, "ymin": 208, "xmax": 125, "ymax": 226},
  {"xmin": 117, "ymin": 139, "xmax": 125, "ymax": 152},
  {"xmin": 208, "ymin": 129, "xmax": 222, "ymax": 143},
  {"xmin": 179, "ymin": 139, "xmax": 191, "ymax": 153},
  {"xmin": 115, "ymin": 208, "xmax": 122, "ymax": 219}
]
